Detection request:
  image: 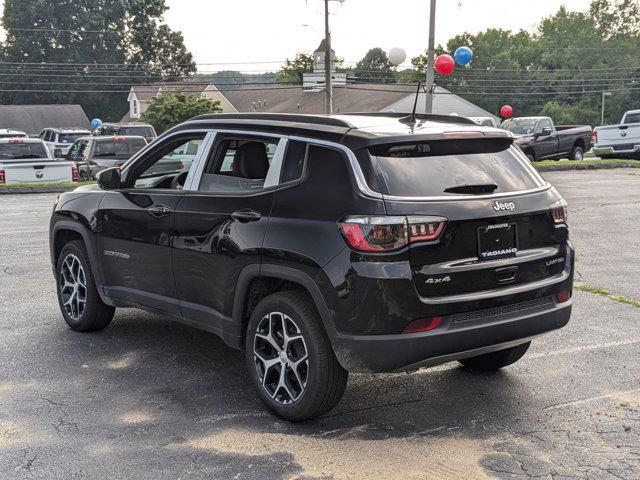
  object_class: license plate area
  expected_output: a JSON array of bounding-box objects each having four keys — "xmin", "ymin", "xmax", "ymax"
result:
[{"xmin": 477, "ymin": 223, "xmax": 518, "ymax": 261}]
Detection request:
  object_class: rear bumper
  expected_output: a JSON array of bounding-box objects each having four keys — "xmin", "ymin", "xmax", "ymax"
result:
[
  {"xmin": 331, "ymin": 300, "xmax": 572, "ymax": 373},
  {"xmin": 594, "ymin": 144, "xmax": 640, "ymax": 155}
]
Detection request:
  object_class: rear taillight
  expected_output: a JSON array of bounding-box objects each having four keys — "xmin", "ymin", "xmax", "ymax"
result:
[
  {"xmin": 403, "ymin": 316, "xmax": 442, "ymax": 334},
  {"xmin": 0, "ymin": 169, "xmax": 5, "ymax": 184},
  {"xmin": 71, "ymin": 165, "xmax": 78, "ymax": 182},
  {"xmin": 550, "ymin": 200, "xmax": 568, "ymax": 225},
  {"xmin": 556, "ymin": 290, "xmax": 572, "ymax": 303},
  {"xmin": 9, "ymin": 139, "xmax": 23, "ymax": 144},
  {"xmin": 338, "ymin": 216, "xmax": 447, "ymax": 252},
  {"xmin": 591, "ymin": 130, "xmax": 598, "ymax": 144}
]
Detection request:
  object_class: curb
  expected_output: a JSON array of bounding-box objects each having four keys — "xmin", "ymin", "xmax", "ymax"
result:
[
  {"xmin": 0, "ymin": 185, "xmax": 79, "ymax": 195},
  {"xmin": 536, "ymin": 161, "xmax": 640, "ymax": 172}
]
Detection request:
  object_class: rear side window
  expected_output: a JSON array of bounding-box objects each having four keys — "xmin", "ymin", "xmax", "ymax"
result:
[
  {"xmin": 58, "ymin": 133, "xmax": 87, "ymax": 144},
  {"xmin": 280, "ymin": 140, "xmax": 307, "ymax": 183},
  {"xmin": 0, "ymin": 142, "xmax": 48, "ymax": 159},
  {"xmin": 367, "ymin": 139, "xmax": 545, "ymax": 197}
]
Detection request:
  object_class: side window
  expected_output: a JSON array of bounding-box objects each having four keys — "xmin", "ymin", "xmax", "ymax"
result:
[
  {"xmin": 132, "ymin": 134, "xmax": 206, "ymax": 189},
  {"xmin": 536, "ymin": 119, "xmax": 552, "ymax": 134},
  {"xmin": 68, "ymin": 141, "xmax": 81, "ymax": 158},
  {"xmin": 199, "ymin": 136, "xmax": 280, "ymax": 193},
  {"xmin": 78, "ymin": 140, "xmax": 89, "ymax": 160},
  {"xmin": 280, "ymin": 140, "xmax": 307, "ymax": 183},
  {"xmin": 39, "ymin": 130, "xmax": 47, "ymax": 140}
]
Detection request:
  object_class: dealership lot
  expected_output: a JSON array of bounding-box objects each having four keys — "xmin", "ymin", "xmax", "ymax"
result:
[{"xmin": 0, "ymin": 169, "xmax": 638, "ymax": 479}]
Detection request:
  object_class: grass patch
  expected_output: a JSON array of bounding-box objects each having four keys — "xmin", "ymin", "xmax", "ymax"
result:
[
  {"xmin": 533, "ymin": 158, "xmax": 640, "ymax": 168},
  {"xmin": 575, "ymin": 283, "xmax": 640, "ymax": 308},
  {"xmin": 0, "ymin": 181, "xmax": 94, "ymax": 188}
]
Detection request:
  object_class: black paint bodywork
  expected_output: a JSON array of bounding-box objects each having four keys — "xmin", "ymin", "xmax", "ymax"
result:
[{"xmin": 50, "ymin": 113, "xmax": 574, "ymax": 373}]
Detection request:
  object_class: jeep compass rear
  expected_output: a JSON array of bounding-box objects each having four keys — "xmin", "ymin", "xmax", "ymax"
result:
[{"xmin": 50, "ymin": 113, "xmax": 573, "ymax": 422}]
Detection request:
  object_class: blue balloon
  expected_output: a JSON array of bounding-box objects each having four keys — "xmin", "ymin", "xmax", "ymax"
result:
[
  {"xmin": 454, "ymin": 46, "xmax": 473, "ymax": 66},
  {"xmin": 91, "ymin": 118, "xmax": 102, "ymax": 129}
]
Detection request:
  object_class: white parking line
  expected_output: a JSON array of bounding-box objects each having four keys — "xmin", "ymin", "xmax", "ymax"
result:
[
  {"xmin": 543, "ymin": 387, "xmax": 640, "ymax": 410},
  {"xmin": 527, "ymin": 338, "xmax": 640, "ymax": 359}
]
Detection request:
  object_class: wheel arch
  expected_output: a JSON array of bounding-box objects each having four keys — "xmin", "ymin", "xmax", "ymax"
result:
[
  {"xmin": 229, "ymin": 264, "xmax": 338, "ymax": 350},
  {"xmin": 51, "ymin": 219, "xmax": 112, "ymax": 306}
]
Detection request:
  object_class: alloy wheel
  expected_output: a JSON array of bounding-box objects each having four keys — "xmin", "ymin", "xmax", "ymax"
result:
[
  {"xmin": 59, "ymin": 254, "xmax": 87, "ymax": 321},
  {"xmin": 253, "ymin": 311, "xmax": 309, "ymax": 404}
]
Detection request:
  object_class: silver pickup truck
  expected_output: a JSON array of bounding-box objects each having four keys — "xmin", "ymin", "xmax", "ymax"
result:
[
  {"xmin": 0, "ymin": 138, "xmax": 76, "ymax": 184},
  {"xmin": 593, "ymin": 110, "xmax": 640, "ymax": 159}
]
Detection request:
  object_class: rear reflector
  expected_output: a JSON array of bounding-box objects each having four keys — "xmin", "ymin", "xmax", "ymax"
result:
[
  {"xmin": 71, "ymin": 165, "xmax": 78, "ymax": 182},
  {"xmin": 556, "ymin": 291, "xmax": 572, "ymax": 303},
  {"xmin": 338, "ymin": 216, "xmax": 447, "ymax": 252},
  {"xmin": 0, "ymin": 169, "xmax": 5, "ymax": 184},
  {"xmin": 403, "ymin": 316, "xmax": 442, "ymax": 334}
]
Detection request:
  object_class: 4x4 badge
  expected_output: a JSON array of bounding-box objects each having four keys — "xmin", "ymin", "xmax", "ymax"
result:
[{"xmin": 493, "ymin": 201, "xmax": 515, "ymax": 212}]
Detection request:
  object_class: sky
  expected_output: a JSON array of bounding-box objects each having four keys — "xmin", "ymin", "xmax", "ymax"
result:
[{"xmin": 164, "ymin": 0, "xmax": 594, "ymax": 72}]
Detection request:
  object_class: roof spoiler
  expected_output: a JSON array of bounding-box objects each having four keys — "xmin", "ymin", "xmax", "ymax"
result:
[{"xmin": 340, "ymin": 112, "xmax": 478, "ymax": 126}]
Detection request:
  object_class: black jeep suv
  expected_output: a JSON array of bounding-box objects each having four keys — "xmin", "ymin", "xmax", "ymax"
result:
[{"xmin": 49, "ymin": 113, "xmax": 574, "ymax": 421}]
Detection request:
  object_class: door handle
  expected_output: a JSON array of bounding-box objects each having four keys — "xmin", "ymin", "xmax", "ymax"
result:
[
  {"xmin": 231, "ymin": 210, "xmax": 262, "ymax": 222},
  {"xmin": 147, "ymin": 205, "xmax": 172, "ymax": 217}
]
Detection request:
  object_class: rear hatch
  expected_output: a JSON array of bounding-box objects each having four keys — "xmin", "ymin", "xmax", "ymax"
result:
[
  {"xmin": 595, "ymin": 123, "xmax": 640, "ymax": 149},
  {"xmin": 367, "ymin": 137, "xmax": 569, "ymax": 305}
]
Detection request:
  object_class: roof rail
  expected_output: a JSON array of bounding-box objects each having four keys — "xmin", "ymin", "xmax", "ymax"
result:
[
  {"xmin": 190, "ymin": 113, "xmax": 354, "ymax": 128},
  {"xmin": 340, "ymin": 112, "xmax": 477, "ymax": 126}
]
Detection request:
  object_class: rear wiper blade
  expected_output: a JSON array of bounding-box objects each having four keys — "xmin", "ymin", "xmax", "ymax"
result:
[{"xmin": 443, "ymin": 183, "xmax": 498, "ymax": 194}]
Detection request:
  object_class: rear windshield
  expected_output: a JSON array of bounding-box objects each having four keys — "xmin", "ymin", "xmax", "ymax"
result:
[
  {"xmin": 366, "ymin": 139, "xmax": 545, "ymax": 197},
  {"xmin": 0, "ymin": 142, "xmax": 48, "ymax": 160},
  {"xmin": 58, "ymin": 133, "xmax": 87, "ymax": 144},
  {"xmin": 119, "ymin": 126, "xmax": 155, "ymax": 137},
  {"xmin": 623, "ymin": 113, "xmax": 640, "ymax": 124},
  {"xmin": 94, "ymin": 139, "xmax": 146, "ymax": 158}
]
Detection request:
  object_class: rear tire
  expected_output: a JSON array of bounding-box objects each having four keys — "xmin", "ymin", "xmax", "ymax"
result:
[
  {"xmin": 56, "ymin": 240, "xmax": 115, "ymax": 332},
  {"xmin": 570, "ymin": 145, "xmax": 584, "ymax": 161},
  {"xmin": 459, "ymin": 341, "xmax": 531, "ymax": 372},
  {"xmin": 245, "ymin": 290, "xmax": 348, "ymax": 422}
]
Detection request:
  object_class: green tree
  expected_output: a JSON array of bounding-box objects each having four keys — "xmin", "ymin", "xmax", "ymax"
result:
[
  {"xmin": 276, "ymin": 53, "xmax": 314, "ymax": 84},
  {"xmin": 0, "ymin": 0, "xmax": 195, "ymax": 120},
  {"xmin": 354, "ymin": 48, "xmax": 394, "ymax": 83},
  {"xmin": 141, "ymin": 93, "xmax": 221, "ymax": 134}
]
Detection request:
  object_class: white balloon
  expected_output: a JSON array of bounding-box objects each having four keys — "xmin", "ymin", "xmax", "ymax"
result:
[{"xmin": 388, "ymin": 47, "xmax": 407, "ymax": 66}]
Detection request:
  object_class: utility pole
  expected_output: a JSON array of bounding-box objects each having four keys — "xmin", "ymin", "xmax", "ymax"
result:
[
  {"xmin": 601, "ymin": 91, "xmax": 612, "ymax": 125},
  {"xmin": 324, "ymin": 0, "xmax": 333, "ymax": 114},
  {"xmin": 424, "ymin": 0, "xmax": 437, "ymax": 114}
]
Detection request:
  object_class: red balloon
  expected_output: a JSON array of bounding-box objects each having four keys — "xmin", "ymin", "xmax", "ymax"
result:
[
  {"xmin": 435, "ymin": 54, "xmax": 455, "ymax": 75},
  {"xmin": 501, "ymin": 105, "xmax": 514, "ymax": 118}
]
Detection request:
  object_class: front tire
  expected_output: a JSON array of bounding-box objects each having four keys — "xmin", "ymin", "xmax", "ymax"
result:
[
  {"xmin": 570, "ymin": 145, "xmax": 584, "ymax": 161},
  {"xmin": 459, "ymin": 342, "xmax": 531, "ymax": 372},
  {"xmin": 56, "ymin": 240, "xmax": 115, "ymax": 332},
  {"xmin": 245, "ymin": 291, "xmax": 348, "ymax": 422}
]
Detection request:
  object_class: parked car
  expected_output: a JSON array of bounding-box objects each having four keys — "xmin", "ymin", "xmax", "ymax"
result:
[
  {"xmin": 0, "ymin": 138, "xmax": 76, "ymax": 184},
  {"xmin": 500, "ymin": 116, "xmax": 592, "ymax": 161},
  {"xmin": 60, "ymin": 136, "xmax": 147, "ymax": 180},
  {"xmin": 0, "ymin": 128, "xmax": 28, "ymax": 139},
  {"xmin": 93, "ymin": 122, "xmax": 157, "ymax": 143},
  {"xmin": 49, "ymin": 113, "xmax": 574, "ymax": 421},
  {"xmin": 592, "ymin": 109, "xmax": 640, "ymax": 159},
  {"xmin": 39, "ymin": 128, "xmax": 92, "ymax": 157},
  {"xmin": 468, "ymin": 116, "xmax": 499, "ymax": 128}
]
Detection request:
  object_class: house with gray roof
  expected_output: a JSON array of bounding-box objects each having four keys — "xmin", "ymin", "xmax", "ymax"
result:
[{"xmin": 0, "ymin": 104, "xmax": 90, "ymax": 135}]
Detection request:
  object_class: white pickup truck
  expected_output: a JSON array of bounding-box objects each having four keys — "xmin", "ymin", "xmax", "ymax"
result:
[
  {"xmin": 0, "ymin": 138, "xmax": 77, "ymax": 185},
  {"xmin": 593, "ymin": 109, "xmax": 640, "ymax": 159}
]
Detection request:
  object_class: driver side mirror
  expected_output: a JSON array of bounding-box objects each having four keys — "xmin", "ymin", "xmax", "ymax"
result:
[
  {"xmin": 539, "ymin": 127, "xmax": 552, "ymax": 137},
  {"xmin": 96, "ymin": 167, "xmax": 121, "ymax": 190}
]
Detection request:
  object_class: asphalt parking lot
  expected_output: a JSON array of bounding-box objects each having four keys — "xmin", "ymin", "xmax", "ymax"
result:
[{"xmin": 1, "ymin": 169, "xmax": 639, "ymax": 480}]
